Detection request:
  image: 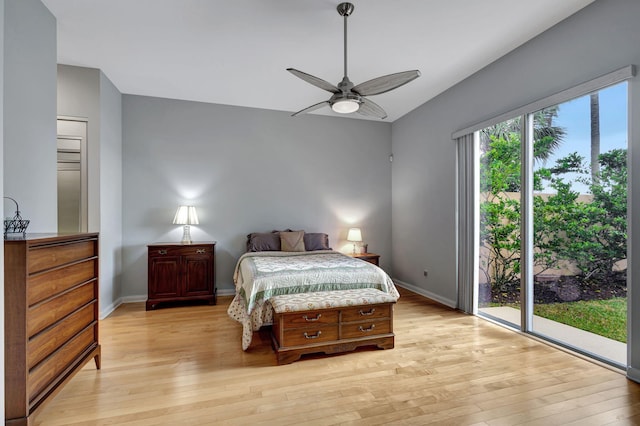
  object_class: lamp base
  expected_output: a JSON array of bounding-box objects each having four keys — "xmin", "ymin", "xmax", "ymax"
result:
[{"xmin": 181, "ymin": 225, "xmax": 193, "ymax": 244}]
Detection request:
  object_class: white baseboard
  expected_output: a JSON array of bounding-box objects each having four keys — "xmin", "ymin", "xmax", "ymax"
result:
[
  {"xmin": 100, "ymin": 295, "xmax": 146, "ymax": 319},
  {"xmin": 100, "ymin": 291, "xmax": 236, "ymax": 319},
  {"xmin": 100, "ymin": 298, "xmax": 122, "ymax": 319},
  {"xmin": 627, "ymin": 366, "xmax": 640, "ymax": 383},
  {"xmin": 392, "ymin": 279, "xmax": 457, "ymax": 309}
]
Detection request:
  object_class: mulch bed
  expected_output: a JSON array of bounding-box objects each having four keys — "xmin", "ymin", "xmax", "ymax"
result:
[{"xmin": 479, "ymin": 272, "xmax": 627, "ymax": 305}]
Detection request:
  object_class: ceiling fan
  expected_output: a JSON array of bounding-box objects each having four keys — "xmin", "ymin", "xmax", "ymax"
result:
[{"xmin": 288, "ymin": 2, "xmax": 420, "ymax": 120}]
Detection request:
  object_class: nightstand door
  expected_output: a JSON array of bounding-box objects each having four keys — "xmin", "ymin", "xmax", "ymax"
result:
[
  {"xmin": 183, "ymin": 254, "xmax": 213, "ymax": 296},
  {"xmin": 149, "ymin": 255, "xmax": 181, "ymax": 298}
]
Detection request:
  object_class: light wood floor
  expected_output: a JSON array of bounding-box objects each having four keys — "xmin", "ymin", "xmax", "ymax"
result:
[{"xmin": 34, "ymin": 288, "xmax": 640, "ymax": 425}]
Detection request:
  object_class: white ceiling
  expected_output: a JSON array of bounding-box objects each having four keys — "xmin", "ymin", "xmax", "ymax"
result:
[{"xmin": 41, "ymin": 0, "xmax": 595, "ymax": 122}]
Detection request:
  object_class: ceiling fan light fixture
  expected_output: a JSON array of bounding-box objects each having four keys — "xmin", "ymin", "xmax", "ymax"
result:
[
  {"xmin": 331, "ymin": 98, "xmax": 360, "ymax": 114},
  {"xmin": 287, "ymin": 1, "xmax": 419, "ymax": 119}
]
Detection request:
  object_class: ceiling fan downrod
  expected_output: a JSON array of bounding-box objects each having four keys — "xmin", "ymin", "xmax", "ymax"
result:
[{"xmin": 337, "ymin": 2, "xmax": 354, "ymax": 81}]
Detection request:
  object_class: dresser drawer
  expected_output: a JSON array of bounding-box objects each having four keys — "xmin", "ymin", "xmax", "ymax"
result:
[
  {"xmin": 28, "ymin": 326, "xmax": 96, "ymax": 401},
  {"xmin": 28, "ymin": 240, "xmax": 96, "ymax": 274},
  {"xmin": 28, "ymin": 259, "xmax": 96, "ymax": 306},
  {"xmin": 280, "ymin": 310, "xmax": 339, "ymax": 328},
  {"xmin": 28, "ymin": 303, "xmax": 96, "ymax": 369},
  {"xmin": 280, "ymin": 324, "xmax": 339, "ymax": 347},
  {"xmin": 341, "ymin": 319, "xmax": 391, "ymax": 339},
  {"xmin": 28, "ymin": 282, "xmax": 96, "ymax": 337},
  {"xmin": 342, "ymin": 304, "xmax": 391, "ymax": 322}
]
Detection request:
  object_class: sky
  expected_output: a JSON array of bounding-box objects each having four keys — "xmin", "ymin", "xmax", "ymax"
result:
[{"xmin": 535, "ymin": 81, "xmax": 628, "ymax": 194}]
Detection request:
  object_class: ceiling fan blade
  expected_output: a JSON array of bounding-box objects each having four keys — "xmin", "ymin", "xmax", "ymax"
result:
[
  {"xmin": 287, "ymin": 68, "xmax": 340, "ymax": 94},
  {"xmin": 357, "ymin": 97, "xmax": 387, "ymax": 120},
  {"xmin": 352, "ymin": 70, "xmax": 421, "ymax": 96},
  {"xmin": 291, "ymin": 100, "xmax": 330, "ymax": 116}
]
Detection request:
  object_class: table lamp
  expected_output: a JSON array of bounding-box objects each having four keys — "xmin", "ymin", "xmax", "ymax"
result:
[
  {"xmin": 347, "ymin": 227, "xmax": 362, "ymax": 254},
  {"xmin": 173, "ymin": 205, "xmax": 199, "ymax": 244}
]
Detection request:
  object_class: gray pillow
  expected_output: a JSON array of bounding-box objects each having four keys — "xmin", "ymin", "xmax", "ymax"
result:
[
  {"xmin": 304, "ymin": 233, "xmax": 331, "ymax": 251},
  {"xmin": 246, "ymin": 232, "xmax": 281, "ymax": 252}
]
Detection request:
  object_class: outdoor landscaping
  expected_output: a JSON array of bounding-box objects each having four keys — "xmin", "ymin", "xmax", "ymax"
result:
[{"xmin": 478, "ymin": 99, "xmax": 627, "ymax": 343}]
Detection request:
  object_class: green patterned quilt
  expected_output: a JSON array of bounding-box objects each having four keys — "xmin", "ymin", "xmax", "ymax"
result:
[{"xmin": 227, "ymin": 250, "xmax": 399, "ymax": 350}]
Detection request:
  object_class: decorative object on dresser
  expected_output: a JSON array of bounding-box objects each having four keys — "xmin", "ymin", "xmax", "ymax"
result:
[
  {"xmin": 346, "ymin": 227, "xmax": 362, "ymax": 254},
  {"xmin": 172, "ymin": 205, "xmax": 199, "ymax": 244},
  {"xmin": 147, "ymin": 242, "xmax": 216, "ymax": 310},
  {"xmin": 350, "ymin": 252, "xmax": 380, "ymax": 266},
  {"xmin": 4, "ymin": 233, "xmax": 101, "ymax": 426},
  {"xmin": 3, "ymin": 196, "xmax": 30, "ymax": 236}
]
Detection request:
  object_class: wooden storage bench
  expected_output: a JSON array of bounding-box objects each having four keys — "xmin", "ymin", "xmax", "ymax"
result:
[{"xmin": 270, "ymin": 288, "xmax": 397, "ymax": 365}]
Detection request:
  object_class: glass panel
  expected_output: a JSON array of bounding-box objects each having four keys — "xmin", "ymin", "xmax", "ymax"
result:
[
  {"xmin": 532, "ymin": 83, "xmax": 627, "ymax": 365},
  {"xmin": 477, "ymin": 117, "xmax": 522, "ymax": 328}
]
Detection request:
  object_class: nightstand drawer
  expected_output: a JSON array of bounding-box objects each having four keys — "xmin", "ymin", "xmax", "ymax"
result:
[
  {"xmin": 148, "ymin": 245, "xmax": 213, "ymax": 257},
  {"xmin": 350, "ymin": 253, "xmax": 380, "ymax": 266}
]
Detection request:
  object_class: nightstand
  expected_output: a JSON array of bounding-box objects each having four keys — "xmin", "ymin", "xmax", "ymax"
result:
[
  {"xmin": 147, "ymin": 242, "xmax": 216, "ymax": 310},
  {"xmin": 350, "ymin": 252, "xmax": 380, "ymax": 266}
]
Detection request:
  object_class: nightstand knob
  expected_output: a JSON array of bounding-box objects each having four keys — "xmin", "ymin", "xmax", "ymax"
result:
[
  {"xmin": 157, "ymin": 249, "xmax": 167, "ymax": 255},
  {"xmin": 196, "ymin": 248, "xmax": 206, "ymax": 254}
]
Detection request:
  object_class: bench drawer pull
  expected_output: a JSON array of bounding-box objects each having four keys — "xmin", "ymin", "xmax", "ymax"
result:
[
  {"xmin": 302, "ymin": 313, "xmax": 322, "ymax": 322},
  {"xmin": 359, "ymin": 324, "xmax": 376, "ymax": 333},
  {"xmin": 303, "ymin": 331, "xmax": 322, "ymax": 339},
  {"xmin": 359, "ymin": 308, "xmax": 376, "ymax": 316}
]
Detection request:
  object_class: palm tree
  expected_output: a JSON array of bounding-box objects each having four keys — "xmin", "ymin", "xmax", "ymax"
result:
[
  {"xmin": 480, "ymin": 107, "xmax": 566, "ymax": 162},
  {"xmin": 590, "ymin": 93, "xmax": 600, "ymax": 182}
]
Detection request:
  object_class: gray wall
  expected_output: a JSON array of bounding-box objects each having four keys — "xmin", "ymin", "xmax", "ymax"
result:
[
  {"xmin": 391, "ymin": 0, "xmax": 640, "ymax": 379},
  {"xmin": 99, "ymin": 71, "xmax": 124, "ymax": 311},
  {"xmin": 4, "ymin": 0, "xmax": 57, "ymax": 231},
  {"xmin": 57, "ymin": 65, "xmax": 101, "ymax": 230},
  {"xmin": 3, "ymin": 0, "xmax": 55, "ymax": 412},
  {"xmin": 0, "ymin": 0, "xmax": 5, "ymax": 415},
  {"xmin": 121, "ymin": 95, "xmax": 392, "ymax": 296},
  {"xmin": 57, "ymin": 65, "xmax": 123, "ymax": 318}
]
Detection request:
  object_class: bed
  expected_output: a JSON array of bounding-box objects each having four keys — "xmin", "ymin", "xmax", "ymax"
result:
[{"xmin": 227, "ymin": 231, "xmax": 400, "ymax": 351}]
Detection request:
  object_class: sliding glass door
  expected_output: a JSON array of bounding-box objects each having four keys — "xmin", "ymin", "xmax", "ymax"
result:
[
  {"xmin": 476, "ymin": 82, "xmax": 628, "ymax": 366},
  {"xmin": 477, "ymin": 117, "xmax": 522, "ymax": 328}
]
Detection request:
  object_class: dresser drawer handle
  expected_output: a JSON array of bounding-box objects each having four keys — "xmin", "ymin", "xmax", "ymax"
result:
[
  {"xmin": 359, "ymin": 308, "xmax": 376, "ymax": 316},
  {"xmin": 302, "ymin": 313, "xmax": 322, "ymax": 322},
  {"xmin": 359, "ymin": 324, "xmax": 376, "ymax": 333},
  {"xmin": 157, "ymin": 249, "xmax": 168, "ymax": 255},
  {"xmin": 303, "ymin": 331, "xmax": 322, "ymax": 339},
  {"xmin": 196, "ymin": 249, "xmax": 206, "ymax": 254}
]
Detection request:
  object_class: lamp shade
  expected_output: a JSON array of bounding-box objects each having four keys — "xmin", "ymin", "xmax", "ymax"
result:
[
  {"xmin": 173, "ymin": 205, "xmax": 199, "ymax": 225},
  {"xmin": 347, "ymin": 227, "xmax": 362, "ymax": 242}
]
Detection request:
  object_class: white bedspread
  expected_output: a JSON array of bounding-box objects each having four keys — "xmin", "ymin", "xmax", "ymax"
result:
[{"xmin": 227, "ymin": 250, "xmax": 399, "ymax": 350}]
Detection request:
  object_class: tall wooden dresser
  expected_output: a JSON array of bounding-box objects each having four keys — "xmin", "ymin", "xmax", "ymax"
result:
[{"xmin": 4, "ymin": 233, "xmax": 101, "ymax": 426}]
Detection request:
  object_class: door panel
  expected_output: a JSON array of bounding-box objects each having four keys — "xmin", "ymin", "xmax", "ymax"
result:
[{"xmin": 183, "ymin": 255, "xmax": 212, "ymax": 296}]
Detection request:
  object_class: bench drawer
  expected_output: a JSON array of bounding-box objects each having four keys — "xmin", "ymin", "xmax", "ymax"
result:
[
  {"xmin": 342, "ymin": 304, "xmax": 391, "ymax": 322},
  {"xmin": 280, "ymin": 325, "xmax": 339, "ymax": 347},
  {"xmin": 341, "ymin": 319, "xmax": 391, "ymax": 339},
  {"xmin": 280, "ymin": 310, "xmax": 339, "ymax": 327}
]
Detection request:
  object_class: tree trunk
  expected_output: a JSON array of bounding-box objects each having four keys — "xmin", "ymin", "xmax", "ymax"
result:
[{"xmin": 590, "ymin": 93, "xmax": 600, "ymax": 182}]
